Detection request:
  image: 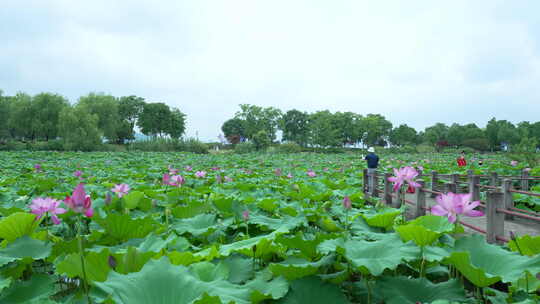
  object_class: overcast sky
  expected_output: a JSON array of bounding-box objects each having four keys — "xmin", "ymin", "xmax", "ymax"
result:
[{"xmin": 1, "ymin": 1, "xmax": 539, "ymax": 141}]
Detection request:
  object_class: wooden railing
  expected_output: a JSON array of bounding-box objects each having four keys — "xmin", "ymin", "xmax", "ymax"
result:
[{"xmin": 363, "ymin": 169, "xmax": 540, "ymax": 244}]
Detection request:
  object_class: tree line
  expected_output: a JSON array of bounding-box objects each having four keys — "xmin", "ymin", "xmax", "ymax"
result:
[
  {"xmin": 0, "ymin": 90, "xmax": 186, "ymax": 151},
  {"xmin": 222, "ymin": 104, "xmax": 540, "ymax": 151}
]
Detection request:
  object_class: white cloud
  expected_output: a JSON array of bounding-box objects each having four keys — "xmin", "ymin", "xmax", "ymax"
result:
[{"xmin": 1, "ymin": 0, "xmax": 539, "ymax": 140}]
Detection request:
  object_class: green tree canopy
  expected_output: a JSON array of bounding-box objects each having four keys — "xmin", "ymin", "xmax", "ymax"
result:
[
  {"xmin": 390, "ymin": 124, "xmax": 418, "ymax": 146},
  {"xmin": 280, "ymin": 109, "xmax": 310, "ymax": 146},
  {"xmin": 58, "ymin": 105, "xmax": 102, "ymax": 151}
]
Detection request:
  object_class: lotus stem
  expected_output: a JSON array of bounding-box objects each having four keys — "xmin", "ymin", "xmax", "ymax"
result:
[
  {"xmin": 77, "ymin": 219, "xmax": 91, "ymax": 303},
  {"xmin": 419, "ymin": 246, "xmax": 426, "ymax": 278},
  {"xmin": 365, "ymin": 276, "xmax": 372, "ymax": 304}
]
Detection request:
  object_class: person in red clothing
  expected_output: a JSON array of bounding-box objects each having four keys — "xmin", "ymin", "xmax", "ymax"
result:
[{"xmin": 457, "ymin": 151, "xmax": 467, "ymax": 167}]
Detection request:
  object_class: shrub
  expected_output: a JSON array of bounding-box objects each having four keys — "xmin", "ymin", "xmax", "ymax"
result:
[
  {"xmin": 178, "ymin": 138, "xmax": 209, "ymax": 154},
  {"xmin": 416, "ymin": 144, "xmax": 436, "ymax": 153},
  {"xmin": 252, "ymin": 130, "xmax": 271, "ymax": 151},
  {"xmin": 275, "ymin": 142, "xmax": 303, "ymax": 153},
  {"xmin": 128, "ymin": 138, "xmax": 208, "ymax": 154},
  {"xmin": 462, "ymin": 138, "xmax": 490, "ymax": 152},
  {"xmin": 234, "ymin": 142, "xmax": 256, "ymax": 154}
]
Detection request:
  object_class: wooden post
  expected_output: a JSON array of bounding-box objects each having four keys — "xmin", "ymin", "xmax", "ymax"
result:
[
  {"xmin": 467, "ymin": 169, "xmax": 474, "ymax": 181},
  {"xmin": 392, "ymin": 187, "xmax": 402, "ymax": 208},
  {"xmin": 363, "ymin": 169, "xmax": 370, "ymax": 200},
  {"xmin": 469, "ymin": 175, "xmax": 480, "ymax": 202},
  {"xmin": 521, "ymin": 169, "xmax": 530, "ymax": 191},
  {"xmin": 415, "ymin": 180, "xmax": 426, "ymax": 218},
  {"xmin": 490, "ymin": 172, "xmax": 498, "ymax": 187},
  {"xmin": 384, "ymin": 173, "xmax": 392, "ymax": 206},
  {"xmin": 486, "ymin": 191, "xmax": 504, "ymax": 244},
  {"xmin": 430, "ymin": 171, "xmax": 438, "ymax": 198},
  {"xmin": 502, "ymin": 179, "xmax": 514, "ymax": 220},
  {"xmin": 371, "ymin": 170, "xmax": 379, "ymax": 198},
  {"xmin": 451, "ymin": 173, "xmax": 460, "ymax": 193}
]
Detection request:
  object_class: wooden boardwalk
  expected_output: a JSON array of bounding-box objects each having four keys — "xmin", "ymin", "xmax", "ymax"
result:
[{"xmin": 400, "ymin": 193, "xmax": 540, "ymax": 239}]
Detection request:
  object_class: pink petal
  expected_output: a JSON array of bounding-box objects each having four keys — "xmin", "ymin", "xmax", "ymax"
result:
[
  {"xmin": 464, "ymin": 210, "xmax": 484, "ymax": 217},
  {"xmin": 430, "ymin": 205, "xmax": 448, "ymax": 216},
  {"xmin": 54, "ymin": 207, "xmax": 67, "ymax": 214},
  {"xmin": 51, "ymin": 215, "xmax": 61, "ymax": 225},
  {"xmin": 84, "ymin": 208, "xmax": 94, "ymax": 218},
  {"xmin": 408, "ymin": 181, "xmax": 421, "ymax": 188},
  {"xmin": 448, "ymin": 214, "xmax": 457, "ymax": 223}
]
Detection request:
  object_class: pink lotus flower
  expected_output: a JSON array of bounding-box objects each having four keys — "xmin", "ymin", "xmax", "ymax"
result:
[
  {"xmin": 430, "ymin": 192, "xmax": 483, "ymax": 223},
  {"xmin": 64, "ymin": 183, "xmax": 93, "ymax": 217},
  {"xmin": 73, "ymin": 170, "xmax": 82, "ymax": 178},
  {"xmin": 211, "ymin": 167, "xmax": 220, "ymax": 171},
  {"xmin": 343, "ymin": 196, "xmax": 352, "ymax": 210},
  {"xmin": 418, "ymin": 166, "xmax": 424, "ymax": 171},
  {"xmin": 224, "ymin": 176, "xmax": 233, "ymax": 182},
  {"xmin": 30, "ymin": 197, "xmax": 66, "ymax": 225},
  {"xmin": 286, "ymin": 173, "xmax": 293, "ymax": 179},
  {"xmin": 387, "ymin": 166, "xmax": 421, "ymax": 192},
  {"xmin": 185, "ymin": 166, "xmax": 193, "ymax": 172},
  {"xmin": 34, "ymin": 164, "xmax": 42, "ymax": 172},
  {"xmin": 216, "ymin": 175, "xmax": 222, "ymax": 183},
  {"xmin": 195, "ymin": 171, "xmax": 206, "ymax": 178},
  {"xmin": 105, "ymin": 192, "xmax": 112, "ymax": 205},
  {"xmin": 163, "ymin": 173, "xmax": 185, "ymax": 186},
  {"xmin": 323, "ymin": 167, "xmax": 329, "ymax": 172},
  {"xmin": 168, "ymin": 165, "xmax": 179, "ymax": 175},
  {"xmin": 510, "ymin": 160, "xmax": 518, "ymax": 167},
  {"xmin": 163, "ymin": 173, "xmax": 171, "ymax": 185},
  {"xmin": 307, "ymin": 170, "xmax": 316, "ymax": 177},
  {"xmin": 112, "ymin": 183, "xmax": 130, "ymax": 198},
  {"xmin": 274, "ymin": 168, "xmax": 282, "ymax": 176},
  {"xmin": 242, "ymin": 210, "xmax": 249, "ymax": 221}
]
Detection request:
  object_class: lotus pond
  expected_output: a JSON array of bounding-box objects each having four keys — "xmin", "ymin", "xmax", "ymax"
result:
[{"xmin": 0, "ymin": 151, "xmax": 539, "ymax": 303}]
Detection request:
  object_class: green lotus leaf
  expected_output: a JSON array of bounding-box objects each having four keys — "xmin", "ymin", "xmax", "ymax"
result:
[
  {"xmin": 276, "ymin": 232, "xmax": 336, "ymax": 260},
  {"xmin": 55, "ymin": 248, "xmax": 111, "ymax": 282},
  {"xmin": 95, "ymin": 213, "xmax": 159, "ymax": 243},
  {"xmin": 269, "ymin": 255, "xmax": 335, "ymax": 280},
  {"xmin": 94, "ymin": 257, "xmax": 253, "ymax": 304},
  {"xmin": 167, "ymin": 251, "xmax": 201, "ymax": 266},
  {"xmin": 257, "ymin": 198, "xmax": 280, "ymax": 213},
  {"xmin": 244, "ymin": 270, "xmax": 289, "ymax": 303},
  {"xmin": 0, "ymin": 275, "xmax": 12, "ymax": 293},
  {"xmin": 317, "ymin": 216, "xmax": 342, "ymax": 232},
  {"xmin": 373, "ymin": 276, "xmax": 467, "ymax": 304},
  {"xmin": 0, "ymin": 236, "xmax": 52, "ymax": 267},
  {"xmin": 221, "ymin": 254, "xmax": 254, "ymax": 284},
  {"xmin": 0, "ymin": 274, "xmax": 55, "ymax": 303},
  {"xmin": 112, "ymin": 246, "xmax": 155, "ymax": 274},
  {"xmin": 172, "ymin": 201, "xmax": 212, "ymax": 219},
  {"xmin": 172, "ymin": 213, "xmax": 216, "ymax": 237},
  {"xmin": 317, "ymin": 237, "xmax": 346, "ymax": 255},
  {"xmin": 189, "ymin": 261, "xmax": 229, "ymax": 282},
  {"xmin": 123, "ymin": 190, "xmax": 145, "ymax": 209},
  {"xmin": 276, "ymin": 276, "xmax": 349, "ymax": 304},
  {"xmin": 444, "ymin": 235, "xmax": 540, "ymax": 286},
  {"xmin": 249, "ymin": 214, "xmax": 306, "ymax": 231},
  {"xmin": 360, "ymin": 208, "xmax": 401, "ymax": 230},
  {"xmin": 0, "ymin": 212, "xmax": 39, "ymax": 242},
  {"xmin": 218, "ymin": 229, "xmax": 286, "ymax": 257},
  {"xmin": 509, "ymin": 235, "xmax": 540, "ymax": 256},
  {"xmin": 344, "ymin": 235, "xmax": 420, "ymax": 276},
  {"xmin": 395, "ymin": 216, "xmax": 454, "ymax": 247}
]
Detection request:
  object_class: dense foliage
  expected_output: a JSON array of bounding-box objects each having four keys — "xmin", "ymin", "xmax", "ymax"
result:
[
  {"xmin": 0, "ymin": 151, "xmax": 539, "ymax": 303},
  {"xmin": 221, "ymin": 104, "xmax": 540, "ymax": 151},
  {"xmin": 0, "ymin": 91, "xmax": 186, "ymax": 150}
]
